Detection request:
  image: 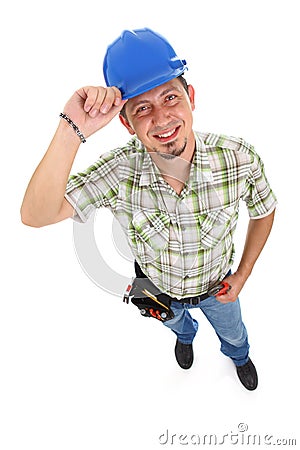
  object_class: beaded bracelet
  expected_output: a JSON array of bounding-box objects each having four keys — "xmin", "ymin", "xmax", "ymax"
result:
[{"xmin": 59, "ymin": 113, "xmax": 86, "ymax": 143}]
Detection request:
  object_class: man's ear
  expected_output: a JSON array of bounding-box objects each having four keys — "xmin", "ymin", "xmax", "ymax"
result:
[
  {"xmin": 187, "ymin": 84, "xmax": 195, "ymax": 111},
  {"xmin": 119, "ymin": 114, "xmax": 135, "ymax": 135}
]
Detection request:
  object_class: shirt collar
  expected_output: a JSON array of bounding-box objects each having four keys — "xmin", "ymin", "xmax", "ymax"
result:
[
  {"xmin": 139, "ymin": 147, "xmax": 162, "ymax": 186},
  {"xmin": 188, "ymin": 132, "xmax": 214, "ymax": 186}
]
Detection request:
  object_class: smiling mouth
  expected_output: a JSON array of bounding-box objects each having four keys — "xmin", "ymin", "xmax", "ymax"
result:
[{"xmin": 153, "ymin": 127, "xmax": 180, "ymax": 142}]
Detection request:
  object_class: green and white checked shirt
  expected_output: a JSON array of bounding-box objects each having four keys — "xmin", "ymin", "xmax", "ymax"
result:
[{"xmin": 65, "ymin": 131, "xmax": 277, "ymax": 299}]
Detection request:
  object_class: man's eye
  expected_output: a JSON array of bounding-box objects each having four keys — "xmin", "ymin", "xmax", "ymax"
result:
[
  {"xmin": 166, "ymin": 94, "xmax": 176, "ymax": 101},
  {"xmin": 136, "ymin": 105, "xmax": 149, "ymax": 114}
]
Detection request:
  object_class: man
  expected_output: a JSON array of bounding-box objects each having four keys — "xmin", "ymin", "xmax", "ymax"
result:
[{"xmin": 21, "ymin": 28, "xmax": 277, "ymax": 390}]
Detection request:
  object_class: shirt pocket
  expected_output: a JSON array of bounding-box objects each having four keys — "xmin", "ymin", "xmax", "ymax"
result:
[
  {"xmin": 198, "ymin": 206, "xmax": 236, "ymax": 249},
  {"xmin": 131, "ymin": 210, "xmax": 170, "ymax": 256}
]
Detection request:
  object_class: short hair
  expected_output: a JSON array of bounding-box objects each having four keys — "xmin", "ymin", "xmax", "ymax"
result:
[{"xmin": 119, "ymin": 74, "xmax": 189, "ymax": 120}]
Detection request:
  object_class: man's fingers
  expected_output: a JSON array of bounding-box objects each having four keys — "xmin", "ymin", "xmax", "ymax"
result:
[
  {"xmin": 99, "ymin": 88, "xmax": 116, "ymax": 114},
  {"xmin": 86, "ymin": 87, "xmax": 105, "ymax": 116},
  {"xmin": 215, "ymin": 293, "xmax": 235, "ymax": 304},
  {"xmin": 76, "ymin": 87, "xmax": 100, "ymax": 113},
  {"xmin": 65, "ymin": 86, "xmax": 127, "ymax": 137},
  {"xmin": 111, "ymin": 86, "xmax": 123, "ymax": 106},
  {"xmin": 76, "ymin": 86, "xmax": 123, "ymax": 117},
  {"xmin": 99, "ymin": 87, "xmax": 124, "ymax": 114}
]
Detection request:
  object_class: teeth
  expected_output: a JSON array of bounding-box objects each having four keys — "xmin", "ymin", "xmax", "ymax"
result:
[{"xmin": 158, "ymin": 128, "xmax": 176, "ymax": 138}]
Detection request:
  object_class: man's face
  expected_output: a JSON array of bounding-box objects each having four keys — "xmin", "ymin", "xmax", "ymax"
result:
[{"xmin": 119, "ymin": 78, "xmax": 196, "ymax": 160}]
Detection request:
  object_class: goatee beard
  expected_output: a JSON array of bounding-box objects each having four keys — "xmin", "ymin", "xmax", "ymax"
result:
[{"xmin": 156, "ymin": 138, "xmax": 187, "ymax": 160}]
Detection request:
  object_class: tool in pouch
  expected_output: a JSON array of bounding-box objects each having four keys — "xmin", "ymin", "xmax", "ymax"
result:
[{"xmin": 123, "ymin": 277, "xmax": 175, "ymax": 322}]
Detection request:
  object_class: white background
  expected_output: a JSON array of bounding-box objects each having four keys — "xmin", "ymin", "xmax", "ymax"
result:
[{"xmin": 1, "ymin": 0, "xmax": 299, "ymax": 449}]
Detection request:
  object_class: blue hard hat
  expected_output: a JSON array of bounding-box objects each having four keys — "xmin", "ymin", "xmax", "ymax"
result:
[{"xmin": 103, "ymin": 28, "xmax": 187, "ymax": 99}]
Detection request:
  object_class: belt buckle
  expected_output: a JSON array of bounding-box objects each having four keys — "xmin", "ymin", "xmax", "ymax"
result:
[{"xmin": 191, "ymin": 296, "xmax": 200, "ymax": 306}]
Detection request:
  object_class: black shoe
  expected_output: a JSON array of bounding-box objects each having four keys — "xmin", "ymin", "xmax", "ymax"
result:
[
  {"xmin": 236, "ymin": 358, "xmax": 258, "ymax": 390},
  {"xmin": 175, "ymin": 339, "xmax": 193, "ymax": 369}
]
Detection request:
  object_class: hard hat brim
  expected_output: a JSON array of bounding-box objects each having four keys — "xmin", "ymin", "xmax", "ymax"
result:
[{"xmin": 121, "ymin": 66, "xmax": 188, "ymax": 100}]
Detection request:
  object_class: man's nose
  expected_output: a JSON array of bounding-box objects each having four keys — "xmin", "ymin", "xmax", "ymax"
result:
[{"xmin": 151, "ymin": 106, "xmax": 171, "ymax": 129}]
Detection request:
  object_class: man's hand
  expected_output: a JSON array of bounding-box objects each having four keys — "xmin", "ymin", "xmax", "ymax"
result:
[
  {"xmin": 215, "ymin": 271, "xmax": 246, "ymax": 304},
  {"xmin": 62, "ymin": 86, "xmax": 127, "ymax": 138}
]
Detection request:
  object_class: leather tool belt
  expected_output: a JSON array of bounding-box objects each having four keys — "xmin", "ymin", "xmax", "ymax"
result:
[
  {"xmin": 123, "ymin": 263, "xmax": 231, "ymax": 322},
  {"xmin": 123, "ymin": 277, "xmax": 175, "ymax": 322}
]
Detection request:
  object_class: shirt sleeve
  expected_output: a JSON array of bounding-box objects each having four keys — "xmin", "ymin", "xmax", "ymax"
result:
[
  {"xmin": 64, "ymin": 151, "xmax": 120, "ymax": 223},
  {"xmin": 242, "ymin": 148, "xmax": 277, "ymax": 219}
]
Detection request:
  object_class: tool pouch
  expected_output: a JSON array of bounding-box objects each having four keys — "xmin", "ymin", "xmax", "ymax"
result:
[{"xmin": 123, "ymin": 277, "xmax": 175, "ymax": 322}]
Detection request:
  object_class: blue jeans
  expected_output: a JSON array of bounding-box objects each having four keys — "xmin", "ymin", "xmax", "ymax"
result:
[{"xmin": 164, "ymin": 296, "xmax": 250, "ymax": 367}]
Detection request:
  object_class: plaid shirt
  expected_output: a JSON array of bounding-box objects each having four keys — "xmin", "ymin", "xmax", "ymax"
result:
[{"xmin": 65, "ymin": 131, "xmax": 277, "ymax": 299}]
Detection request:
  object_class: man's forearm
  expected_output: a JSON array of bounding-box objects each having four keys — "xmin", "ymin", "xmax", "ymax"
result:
[
  {"xmin": 21, "ymin": 121, "xmax": 80, "ymax": 227},
  {"xmin": 216, "ymin": 209, "xmax": 275, "ymax": 304},
  {"xmin": 21, "ymin": 85, "xmax": 126, "ymax": 228},
  {"xmin": 236, "ymin": 209, "xmax": 276, "ymax": 281}
]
